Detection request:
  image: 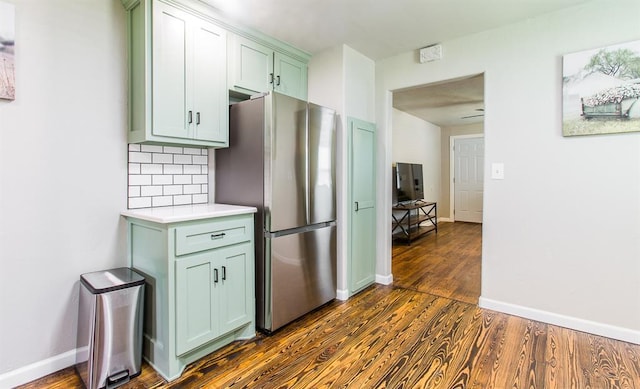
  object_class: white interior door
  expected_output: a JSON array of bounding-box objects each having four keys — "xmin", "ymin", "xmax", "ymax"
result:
[{"xmin": 454, "ymin": 137, "xmax": 484, "ymax": 223}]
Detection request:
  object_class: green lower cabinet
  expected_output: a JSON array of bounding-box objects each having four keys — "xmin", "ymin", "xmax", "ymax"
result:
[
  {"xmin": 125, "ymin": 213, "xmax": 255, "ymax": 382},
  {"xmin": 175, "ymin": 243, "xmax": 252, "ymax": 356}
]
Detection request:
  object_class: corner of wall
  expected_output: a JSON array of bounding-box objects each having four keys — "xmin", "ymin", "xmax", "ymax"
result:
[{"xmin": 376, "ymin": 273, "xmax": 393, "ymax": 285}]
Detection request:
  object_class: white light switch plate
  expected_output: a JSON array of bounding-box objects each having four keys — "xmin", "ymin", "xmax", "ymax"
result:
[{"xmin": 491, "ymin": 163, "xmax": 504, "ymax": 179}]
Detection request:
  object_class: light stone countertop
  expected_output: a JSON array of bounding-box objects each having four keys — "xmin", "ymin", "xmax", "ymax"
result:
[{"xmin": 121, "ymin": 203, "xmax": 257, "ymax": 224}]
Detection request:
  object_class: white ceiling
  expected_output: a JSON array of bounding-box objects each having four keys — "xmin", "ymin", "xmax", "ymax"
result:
[
  {"xmin": 203, "ymin": 0, "xmax": 592, "ymax": 125},
  {"xmin": 393, "ymin": 74, "xmax": 485, "ymax": 127}
]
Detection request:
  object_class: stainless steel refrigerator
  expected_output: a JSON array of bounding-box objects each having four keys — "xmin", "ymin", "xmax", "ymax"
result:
[{"xmin": 215, "ymin": 92, "xmax": 336, "ymax": 332}]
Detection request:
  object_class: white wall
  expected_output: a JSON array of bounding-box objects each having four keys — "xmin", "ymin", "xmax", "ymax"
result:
[
  {"xmin": 392, "ymin": 109, "xmax": 440, "ymax": 202},
  {"xmin": 377, "ymin": 0, "xmax": 640, "ymax": 343},
  {"xmin": 344, "ymin": 46, "xmax": 375, "ymax": 123},
  {"xmin": 0, "ymin": 0, "xmax": 128, "ymax": 386},
  {"xmin": 308, "ymin": 44, "xmax": 376, "ymax": 297}
]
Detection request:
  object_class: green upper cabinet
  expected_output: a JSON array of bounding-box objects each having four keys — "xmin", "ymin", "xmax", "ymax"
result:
[
  {"xmin": 228, "ymin": 33, "xmax": 309, "ymax": 100},
  {"xmin": 273, "ymin": 52, "xmax": 307, "ymax": 99},
  {"xmin": 229, "ymin": 36, "xmax": 273, "ymax": 95},
  {"xmin": 124, "ymin": 0, "xmax": 228, "ymax": 147}
]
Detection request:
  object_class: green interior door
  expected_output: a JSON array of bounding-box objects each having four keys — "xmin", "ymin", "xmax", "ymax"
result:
[{"xmin": 348, "ymin": 117, "xmax": 376, "ymax": 295}]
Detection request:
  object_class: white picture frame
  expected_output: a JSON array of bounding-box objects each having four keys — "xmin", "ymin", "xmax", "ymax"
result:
[
  {"xmin": 0, "ymin": 0, "xmax": 15, "ymax": 100},
  {"xmin": 562, "ymin": 40, "xmax": 640, "ymax": 136}
]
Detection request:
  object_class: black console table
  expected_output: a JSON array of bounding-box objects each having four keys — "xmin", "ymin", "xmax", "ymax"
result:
[{"xmin": 392, "ymin": 201, "xmax": 437, "ymax": 245}]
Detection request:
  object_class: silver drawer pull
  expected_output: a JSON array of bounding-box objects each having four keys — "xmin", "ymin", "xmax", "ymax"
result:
[{"xmin": 210, "ymin": 232, "xmax": 226, "ymax": 240}]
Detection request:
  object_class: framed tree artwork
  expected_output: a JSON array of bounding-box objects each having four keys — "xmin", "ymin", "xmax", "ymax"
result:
[
  {"xmin": 562, "ymin": 40, "xmax": 640, "ymax": 136},
  {"xmin": 0, "ymin": 0, "xmax": 15, "ymax": 100}
]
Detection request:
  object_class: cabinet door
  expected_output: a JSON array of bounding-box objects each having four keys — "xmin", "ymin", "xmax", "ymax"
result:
[
  {"xmin": 274, "ymin": 52, "xmax": 308, "ymax": 100},
  {"xmin": 217, "ymin": 243, "xmax": 253, "ymax": 334},
  {"xmin": 230, "ymin": 35, "xmax": 273, "ymax": 95},
  {"xmin": 349, "ymin": 118, "xmax": 376, "ymax": 295},
  {"xmin": 192, "ymin": 19, "xmax": 228, "ymax": 143},
  {"xmin": 152, "ymin": 1, "xmax": 191, "ymax": 139},
  {"xmin": 175, "ymin": 252, "xmax": 219, "ymax": 355}
]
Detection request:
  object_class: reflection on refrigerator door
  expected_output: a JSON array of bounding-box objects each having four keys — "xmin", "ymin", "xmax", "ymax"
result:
[
  {"xmin": 266, "ymin": 224, "xmax": 336, "ymax": 332},
  {"xmin": 308, "ymin": 102, "xmax": 336, "ymax": 225},
  {"xmin": 267, "ymin": 93, "xmax": 308, "ymax": 232}
]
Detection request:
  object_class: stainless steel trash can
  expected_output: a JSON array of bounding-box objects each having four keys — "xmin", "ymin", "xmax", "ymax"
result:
[{"xmin": 76, "ymin": 267, "xmax": 145, "ymax": 389}]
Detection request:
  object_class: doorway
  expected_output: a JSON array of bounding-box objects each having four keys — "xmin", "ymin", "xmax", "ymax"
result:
[
  {"xmin": 390, "ymin": 73, "xmax": 484, "ymax": 304},
  {"xmin": 451, "ymin": 135, "xmax": 484, "ymax": 223}
]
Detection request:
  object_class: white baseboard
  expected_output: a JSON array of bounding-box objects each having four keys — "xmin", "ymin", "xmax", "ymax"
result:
[
  {"xmin": 376, "ymin": 273, "xmax": 393, "ymax": 285},
  {"xmin": 438, "ymin": 217, "xmax": 453, "ymax": 222},
  {"xmin": 336, "ymin": 289, "xmax": 349, "ymax": 301},
  {"xmin": 479, "ymin": 297, "xmax": 640, "ymax": 345},
  {"xmin": 0, "ymin": 348, "xmax": 77, "ymax": 389}
]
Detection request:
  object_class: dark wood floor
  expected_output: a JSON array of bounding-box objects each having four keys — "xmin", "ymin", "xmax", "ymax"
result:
[
  {"xmin": 20, "ymin": 222, "xmax": 640, "ymax": 388},
  {"xmin": 393, "ymin": 221, "xmax": 481, "ymax": 304}
]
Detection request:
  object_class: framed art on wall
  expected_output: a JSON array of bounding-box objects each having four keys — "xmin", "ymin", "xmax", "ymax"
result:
[
  {"xmin": 0, "ymin": 0, "xmax": 15, "ymax": 100},
  {"xmin": 562, "ymin": 40, "xmax": 640, "ymax": 136}
]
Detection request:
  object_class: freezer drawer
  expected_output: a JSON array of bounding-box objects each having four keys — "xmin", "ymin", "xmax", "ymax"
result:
[{"xmin": 263, "ymin": 224, "xmax": 336, "ymax": 332}]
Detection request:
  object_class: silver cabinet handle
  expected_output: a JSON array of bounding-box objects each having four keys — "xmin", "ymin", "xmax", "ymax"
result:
[
  {"xmin": 214, "ymin": 268, "xmax": 219, "ymax": 283},
  {"xmin": 188, "ymin": 110, "xmax": 193, "ymax": 124},
  {"xmin": 196, "ymin": 112, "xmax": 201, "ymax": 125},
  {"xmin": 276, "ymin": 75, "xmax": 281, "ymax": 86},
  {"xmin": 355, "ymin": 201, "xmax": 359, "ymax": 212},
  {"xmin": 222, "ymin": 266, "xmax": 226, "ymax": 281},
  {"xmin": 211, "ymin": 232, "xmax": 226, "ymax": 240},
  {"xmin": 269, "ymin": 73, "xmax": 274, "ymax": 84}
]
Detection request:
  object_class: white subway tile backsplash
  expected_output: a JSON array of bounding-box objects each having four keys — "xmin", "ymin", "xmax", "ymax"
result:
[
  {"xmin": 128, "ymin": 163, "xmax": 141, "ymax": 174},
  {"xmin": 129, "ymin": 186, "xmax": 141, "ymax": 197},
  {"xmin": 183, "ymin": 147, "xmax": 202, "ymax": 155},
  {"xmin": 152, "ymin": 175, "xmax": 173, "ymax": 185},
  {"xmin": 193, "ymin": 194, "xmax": 208, "ymax": 204},
  {"xmin": 129, "ymin": 175, "xmax": 152, "ymax": 186},
  {"xmin": 141, "ymin": 145, "xmax": 163, "ymax": 153},
  {"xmin": 141, "ymin": 164, "xmax": 163, "ymax": 175},
  {"xmin": 153, "ymin": 153, "xmax": 173, "ymax": 164},
  {"xmin": 193, "ymin": 175, "xmax": 208, "ymax": 184},
  {"xmin": 129, "ymin": 152, "xmax": 152, "ymax": 163},
  {"xmin": 163, "ymin": 146, "xmax": 183, "ymax": 154},
  {"xmin": 164, "ymin": 164, "xmax": 183, "ymax": 174},
  {"xmin": 173, "ymin": 154, "xmax": 192, "ymax": 164},
  {"xmin": 152, "ymin": 196, "xmax": 173, "ymax": 207},
  {"xmin": 183, "ymin": 165, "xmax": 201, "ymax": 174},
  {"xmin": 174, "ymin": 195, "xmax": 192, "ymax": 205},
  {"xmin": 174, "ymin": 175, "xmax": 192, "ymax": 185},
  {"xmin": 141, "ymin": 185, "xmax": 163, "ymax": 197},
  {"xmin": 192, "ymin": 155, "xmax": 207, "ymax": 165},
  {"xmin": 127, "ymin": 144, "xmax": 209, "ymax": 209},
  {"xmin": 164, "ymin": 185, "xmax": 183, "ymax": 195},
  {"xmin": 129, "ymin": 197, "xmax": 152, "ymax": 209},
  {"xmin": 183, "ymin": 184, "xmax": 202, "ymax": 194}
]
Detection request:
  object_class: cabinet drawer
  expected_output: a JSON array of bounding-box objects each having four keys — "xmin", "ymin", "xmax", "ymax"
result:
[{"xmin": 175, "ymin": 216, "xmax": 252, "ymax": 256}]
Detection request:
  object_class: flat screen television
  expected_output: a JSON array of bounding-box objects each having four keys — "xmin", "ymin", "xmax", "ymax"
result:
[{"xmin": 393, "ymin": 162, "xmax": 424, "ymax": 204}]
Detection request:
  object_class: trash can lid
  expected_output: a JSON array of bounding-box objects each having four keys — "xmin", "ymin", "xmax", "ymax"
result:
[{"xmin": 80, "ymin": 267, "xmax": 145, "ymax": 294}]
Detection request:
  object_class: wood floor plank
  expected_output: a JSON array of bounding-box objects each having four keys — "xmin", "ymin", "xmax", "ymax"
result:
[
  {"xmin": 392, "ymin": 221, "xmax": 482, "ymax": 304},
  {"xmin": 18, "ymin": 221, "xmax": 640, "ymax": 389}
]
